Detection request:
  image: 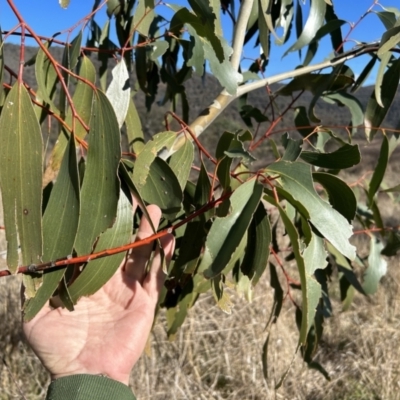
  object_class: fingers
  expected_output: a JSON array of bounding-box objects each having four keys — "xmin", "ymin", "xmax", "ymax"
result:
[
  {"xmin": 142, "ymin": 232, "xmax": 175, "ymax": 302},
  {"xmin": 123, "ymin": 204, "xmax": 162, "ymax": 281}
]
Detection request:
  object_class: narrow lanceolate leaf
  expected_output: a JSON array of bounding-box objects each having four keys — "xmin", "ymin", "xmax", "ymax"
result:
[
  {"xmin": 377, "ymin": 25, "xmax": 400, "ymax": 56},
  {"xmin": 0, "ymin": 83, "xmax": 43, "ymax": 272},
  {"xmin": 240, "ymin": 202, "xmax": 271, "ymax": 285},
  {"xmin": 266, "ymin": 161, "xmax": 355, "ymax": 260},
  {"xmin": 365, "ymin": 58, "xmax": 400, "ymax": 141},
  {"xmin": 35, "ymin": 42, "xmax": 59, "ymax": 111},
  {"xmin": 313, "ymin": 172, "xmax": 356, "ymax": 222},
  {"xmin": 374, "ymin": 52, "xmax": 392, "ymax": 108},
  {"xmin": 106, "ymin": 59, "xmax": 130, "ymax": 128},
  {"xmin": 45, "ymin": 56, "xmax": 95, "ymax": 186},
  {"xmin": 169, "ymin": 139, "xmax": 194, "ymax": 191},
  {"xmin": 363, "ymin": 237, "xmax": 387, "ymax": 295},
  {"xmin": 132, "ymin": 0, "xmax": 155, "ymax": 36},
  {"xmin": 322, "ymin": 92, "xmax": 364, "ymax": 134},
  {"xmin": 125, "ymin": 97, "xmax": 145, "ymax": 154},
  {"xmin": 283, "ymin": 0, "xmax": 326, "ymax": 56},
  {"xmin": 140, "ymin": 157, "xmax": 183, "ymax": 217},
  {"xmin": 132, "ymin": 131, "xmax": 176, "ymax": 189},
  {"xmin": 368, "ymin": 134, "xmax": 389, "ymax": 206},
  {"xmin": 270, "ymin": 199, "xmax": 321, "ymax": 345},
  {"xmin": 23, "ymin": 135, "xmax": 80, "ymax": 321},
  {"xmin": 198, "ymin": 180, "xmax": 263, "ymax": 279},
  {"xmin": 74, "ymin": 90, "xmax": 121, "ymax": 255},
  {"xmin": 67, "ymin": 190, "xmax": 132, "ymax": 303},
  {"xmin": 300, "ymin": 143, "xmax": 360, "ymax": 169}
]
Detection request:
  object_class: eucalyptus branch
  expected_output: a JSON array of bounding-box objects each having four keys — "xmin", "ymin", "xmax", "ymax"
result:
[
  {"xmin": 230, "ymin": 0, "xmax": 254, "ymax": 71},
  {"xmin": 160, "ymin": 43, "xmax": 380, "ymax": 160}
]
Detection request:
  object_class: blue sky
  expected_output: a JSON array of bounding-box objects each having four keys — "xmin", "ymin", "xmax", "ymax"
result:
[{"xmin": 0, "ymin": 0, "xmax": 391, "ymax": 84}]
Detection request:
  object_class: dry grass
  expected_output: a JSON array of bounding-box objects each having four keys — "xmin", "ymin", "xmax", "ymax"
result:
[{"xmin": 1, "ymin": 259, "xmax": 400, "ymax": 399}]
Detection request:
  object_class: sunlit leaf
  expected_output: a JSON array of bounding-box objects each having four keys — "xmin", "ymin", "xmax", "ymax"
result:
[
  {"xmin": 169, "ymin": 139, "xmax": 194, "ymax": 191},
  {"xmin": 23, "ymin": 135, "xmax": 79, "ymax": 320},
  {"xmin": 106, "ymin": 59, "xmax": 130, "ymax": 128},
  {"xmin": 68, "ymin": 189, "xmax": 132, "ymax": 302},
  {"xmin": 74, "ymin": 90, "xmax": 121, "ymax": 255},
  {"xmin": 313, "ymin": 172, "xmax": 356, "ymax": 222},
  {"xmin": 132, "ymin": 131, "xmax": 176, "ymax": 189},
  {"xmin": 266, "ymin": 161, "xmax": 355, "ymax": 260},
  {"xmin": 0, "ymin": 83, "xmax": 43, "ymax": 272},
  {"xmin": 198, "ymin": 179, "xmax": 263, "ymax": 279},
  {"xmin": 365, "ymin": 58, "xmax": 400, "ymax": 140},
  {"xmin": 125, "ymin": 96, "xmax": 145, "ymax": 154},
  {"xmin": 132, "ymin": 0, "xmax": 155, "ymax": 36},
  {"xmin": 283, "ymin": 0, "xmax": 326, "ymax": 56}
]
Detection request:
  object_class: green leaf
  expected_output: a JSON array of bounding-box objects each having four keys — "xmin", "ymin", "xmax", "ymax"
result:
[
  {"xmin": 23, "ymin": 135, "xmax": 80, "ymax": 320},
  {"xmin": 169, "ymin": 139, "xmax": 194, "ymax": 191},
  {"xmin": 322, "ymin": 92, "xmax": 364, "ymax": 134},
  {"xmin": 326, "ymin": 242, "xmax": 366, "ymax": 296},
  {"xmin": 240, "ymin": 202, "xmax": 271, "ymax": 285},
  {"xmin": 283, "ymin": 0, "xmax": 326, "ymax": 56},
  {"xmin": 282, "ymin": 133, "xmax": 303, "ymax": 162},
  {"xmin": 313, "ymin": 172, "xmax": 356, "ymax": 222},
  {"xmin": 300, "ymin": 143, "xmax": 361, "ymax": 169},
  {"xmin": 375, "ymin": 10, "xmax": 398, "ymax": 30},
  {"xmin": 47, "ymin": 56, "xmax": 95, "ymax": 180},
  {"xmin": 362, "ymin": 237, "xmax": 387, "ymax": 295},
  {"xmin": 266, "ymin": 161, "xmax": 355, "ymax": 260},
  {"xmin": 125, "ymin": 96, "xmax": 144, "ymax": 154},
  {"xmin": 267, "ymin": 263, "xmax": 284, "ymax": 325},
  {"xmin": 201, "ymin": 33, "xmax": 242, "ymax": 95},
  {"xmin": 198, "ymin": 180, "xmax": 263, "ymax": 279},
  {"xmin": 74, "ymin": 90, "xmax": 121, "ymax": 255},
  {"xmin": 368, "ymin": 134, "xmax": 389, "ymax": 206},
  {"xmin": 140, "ymin": 157, "xmax": 183, "ymax": 217},
  {"xmin": 258, "ymin": 0, "xmax": 270, "ymax": 57},
  {"xmin": 378, "ymin": 25, "xmax": 400, "ymax": 56},
  {"xmin": 351, "ymin": 56, "xmax": 378, "ymax": 93},
  {"xmin": 271, "ymin": 199, "xmax": 321, "ymax": 345},
  {"xmin": 365, "ymin": 58, "xmax": 400, "ymax": 141},
  {"xmin": 0, "ymin": 83, "xmax": 43, "ymax": 272},
  {"xmin": 294, "ymin": 106, "xmax": 314, "ymax": 138},
  {"xmin": 374, "ymin": 52, "xmax": 392, "ymax": 108},
  {"xmin": 171, "ymin": 8, "xmax": 224, "ymax": 63},
  {"xmin": 68, "ymin": 189, "xmax": 132, "ymax": 302},
  {"xmin": 194, "ymin": 161, "xmax": 213, "ymax": 221},
  {"xmin": 106, "ymin": 59, "xmax": 130, "ymax": 128},
  {"xmin": 132, "ymin": 131, "xmax": 176, "ymax": 188},
  {"xmin": 132, "ymin": 0, "xmax": 155, "ymax": 36},
  {"xmin": 35, "ymin": 42, "xmax": 59, "ymax": 111}
]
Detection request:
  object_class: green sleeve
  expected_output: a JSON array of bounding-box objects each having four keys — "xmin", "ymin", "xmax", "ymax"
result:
[{"xmin": 45, "ymin": 374, "xmax": 136, "ymax": 400}]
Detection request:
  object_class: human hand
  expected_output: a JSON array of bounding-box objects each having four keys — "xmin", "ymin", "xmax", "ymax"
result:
[{"xmin": 23, "ymin": 204, "xmax": 174, "ymax": 385}]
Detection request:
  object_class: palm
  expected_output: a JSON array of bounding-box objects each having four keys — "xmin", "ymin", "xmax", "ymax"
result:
[{"xmin": 23, "ymin": 205, "xmax": 174, "ymax": 385}]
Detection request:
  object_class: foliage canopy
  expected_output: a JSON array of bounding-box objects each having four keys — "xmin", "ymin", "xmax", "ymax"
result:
[{"xmin": 1, "ymin": 0, "xmax": 400, "ymax": 380}]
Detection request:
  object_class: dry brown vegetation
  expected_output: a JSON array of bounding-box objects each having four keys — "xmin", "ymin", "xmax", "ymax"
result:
[{"xmin": 1, "ymin": 162, "xmax": 400, "ymax": 400}]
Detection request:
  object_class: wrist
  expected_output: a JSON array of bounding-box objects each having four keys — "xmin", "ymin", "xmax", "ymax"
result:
[{"xmin": 51, "ymin": 371, "xmax": 130, "ymax": 386}]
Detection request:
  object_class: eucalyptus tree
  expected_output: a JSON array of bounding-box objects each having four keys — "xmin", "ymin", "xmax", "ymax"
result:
[{"xmin": 1, "ymin": 0, "xmax": 399, "ymax": 378}]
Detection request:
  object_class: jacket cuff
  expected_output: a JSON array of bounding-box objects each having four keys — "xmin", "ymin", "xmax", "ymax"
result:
[{"xmin": 46, "ymin": 374, "xmax": 136, "ymax": 400}]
